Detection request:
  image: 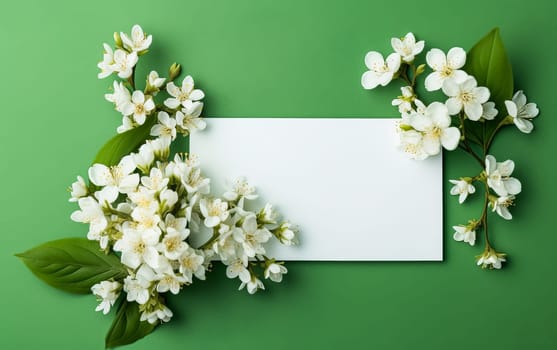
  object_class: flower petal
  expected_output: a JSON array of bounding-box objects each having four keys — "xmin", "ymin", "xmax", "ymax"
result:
[
  {"xmin": 426, "ymin": 48, "xmax": 446, "ymax": 71},
  {"xmin": 447, "ymin": 47, "xmax": 466, "ymax": 69},
  {"xmin": 440, "ymin": 127, "xmax": 460, "ymax": 151},
  {"xmin": 425, "ymin": 72, "xmax": 444, "ymax": 91},
  {"xmin": 364, "ymin": 51, "xmax": 384, "ymax": 71}
]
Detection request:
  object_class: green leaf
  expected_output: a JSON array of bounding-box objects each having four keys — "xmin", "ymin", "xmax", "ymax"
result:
[
  {"xmin": 463, "ymin": 28, "xmax": 514, "ymax": 149},
  {"xmin": 16, "ymin": 238, "xmax": 127, "ymax": 294},
  {"xmin": 93, "ymin": 118, "xmax": 156, "ymax": 166},
  {"xmin": 105, "ymin": 300, "xmax": 157, "ymax": 349},
  {"xmin": 464, "ymin": 27, "xmax": 513, "ymax": 109}
]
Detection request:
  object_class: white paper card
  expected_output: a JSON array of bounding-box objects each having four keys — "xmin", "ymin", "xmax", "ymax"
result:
[{"xmin": 190, "ymin": 118, "xmax": 442, "ymax": 261}]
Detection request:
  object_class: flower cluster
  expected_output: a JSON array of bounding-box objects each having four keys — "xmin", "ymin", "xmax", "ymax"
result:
[
  {"xmin": 70, "ymin": 25, "xmax": 297, "ymax": 324},
  {"xmin": 361, "ymin": 31, "xmax": 539, "ymax": 269}
]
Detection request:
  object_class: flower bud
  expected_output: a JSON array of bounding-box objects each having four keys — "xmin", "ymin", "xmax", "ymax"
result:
[{"xmin": 169, "ymin": 63, "xmax": 181, "ymax": 81}]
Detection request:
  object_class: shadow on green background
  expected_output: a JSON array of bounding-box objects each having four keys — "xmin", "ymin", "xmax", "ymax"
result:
[{"xmin": 1, "ymin": 0, "xmax": 555, "ymax": 349}]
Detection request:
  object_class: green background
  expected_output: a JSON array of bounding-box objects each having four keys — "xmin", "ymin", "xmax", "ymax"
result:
[{"xmin": 1, "ymin": 0, "xmax": 555, "ymax": 348}]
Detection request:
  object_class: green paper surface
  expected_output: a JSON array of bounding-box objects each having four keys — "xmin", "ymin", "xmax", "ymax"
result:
[{"xmin": 1, "ymin": 0, "xmax": 556, "ymax": 349}]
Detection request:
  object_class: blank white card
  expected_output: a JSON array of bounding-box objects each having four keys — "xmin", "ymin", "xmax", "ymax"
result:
[{"xmin": 190, "ymin": 118, "xmax": 442, "ymax": 261}]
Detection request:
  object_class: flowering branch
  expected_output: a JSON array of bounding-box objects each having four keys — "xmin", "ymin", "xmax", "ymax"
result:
[{"xmin": 361, "ymin": 29, "xmax": 539, "ymax": 269}]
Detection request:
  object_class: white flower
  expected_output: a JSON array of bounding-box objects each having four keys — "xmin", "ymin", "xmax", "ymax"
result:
[
  {"xmin": 121, "ymin": 91, "xmax": 155, "ymax": 125},
  {"xmin": 69, "ymin": 176, "xmax": 88, "ymax": 202},
  {"xmin": 114, "ymin": 224, "xmax": 161, "ymax": 269},
  {"xmin": 397, "ymin": 129, "xmax": 428, "ymax": 160},
  {"xmin": 407, "ymin": 102, "xmax": 461, "ymax": 155},
  {"xmin": 239, "ymin": 275, "xmax": 265, "ymax": 294},
  {"xmin": 223, "ymin": 177, "xmax": 258, "ymax": 202},
  {"xmin": 141, "ymin": 167, "xmax": 169, "ymax": 192},
  {"xmin": 233, "ymin": 215, "xmax": 271, "ymax": 258},
  {"xmin": 110, "ymin": 49, "xmax": 138, "ymax": 79},
  {"xmin": 156, "ymin": 268, "xmax": 187, "ymax": 295},
  {"xmin": 490, "ymin": 195, "xmax": 516, "ymax": 220},
  {"xmin": 160, "ymin": 212, "xmax": 189, "ymax": 236},
  {"xmin": 178, "ymin": 248, "xmax": 206, "ymax": 282},
  {"xmin": 443, "ymin": 76, "xmax": 490, "ymax": 121},
  {"xmin": 485, "ymin": 155, "xmax": 521, "ymax": 197},
  {"xmin": 200, "ymin": 198, "xmax": 229, "ymax": 227},
  {"xmin": 123, "ymin": 268, "xmax": 153, "ymax": 305},
  {"xmin": 225, "ymin": 259, "xmax": 251, "ymax": 282},
  {"xmin": 128, "ymin": 187, "xmax": 158, "ymax": 214},
  {"xmin": 392, "ymin": 86, "xmax": 415, "ymax": 114},
  {"xmin": 274, "ymin": 222, "xmax": 297, "ymax": 245},
  {"xmin": 164, "ymin": 76, "xmax": 205, "ymax": 109},
  {"xmin": 70, "ymin": 196, "xmax": 107, "ymax": 239},
  {"xmin": 148, "ymin": 137, "xmax": 171, "ymax": 160},
  {"xmin": 264, "ymin": 262, "xmax": 287, "ymax": 283},
  {"xmin": 361, "ymin": 52, "xmax": 401, "ymax": 89},
  {"xmin": 150, "ymin": 111, "xmax": 177, "ymax": 140},
  {"xmin": 121, "ymin": 24, "xmax": 152, "ymax": 52},
  {"xmin": 481, "ymin": 102, "xmax": 498, "ymax": 121},
  {"xmin": 140, "ymin": 304, "xmax": 173, "ymax": 324},
  {"xmin": 504, "ymin": 90, "xmax": 539, "ymax": 133},
  {"xmin": 105, "ymin": 81, "xmax": 131, "ymax": 113},
  {"xmin": 449, "ymin": 178, "xmax": 475, "ymax": 204},
  {"xmin": 452, "ymin": 223, "xmax": 476, "ymax": 246},
  {"xmin": 97, "ymin": 44, "xmax": 114, "ymax": 79},
  {"xmin": 476, "ymin": 248, "xmax": 506, "ymax": 269},
  {"xmin": 147, "ymin": 70, "xmax": 166, "ymax": 89},
  {"xmin": 425, "ymin": 47, "xmax": 467, "ymax": 91},
  {"xmin": 88, "ymin": 155, "xmax": 139, "ymax": 194},
  {"xmin": 158, "ymin": 229, "xmax": 189, "ymax": 260},
  {"xmin": 175, "ymin": 102, "xmax": 206, "ymax": 134},
  {"xmin": 91, "ymin": 280, "xmax": 121, "ymax": 314},
  {"xmin": 257, "ymin": 203, "xmax": 277, "ymax": 225},
  {"xmin": 391, "ymin": 32, "xmax": 424, "ymax": 63}
]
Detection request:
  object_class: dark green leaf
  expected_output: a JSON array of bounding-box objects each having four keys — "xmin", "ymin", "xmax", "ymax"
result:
[
  {"xmin": 16, "ymin": 238, "xmax": 127, "ymax": 294},
  {"xmin": 464, "ymin": 27, "xmax": 513, "ymax": 109},
  {"xmin": 105, "ymin": 300, "xmax": 157, "ymax": 349},
  {"xmin": 93, "ymin": 118, "xmax": 156, "ymax": 166}
]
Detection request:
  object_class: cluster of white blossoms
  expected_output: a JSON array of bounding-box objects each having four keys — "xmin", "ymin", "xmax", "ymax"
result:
[
  {"xmin": 70, "ymin": 25, "xmax": 296, "ymax": 323},
  {"xmin": 361, "ymin": 32, "xmax": 539, "ymax": 269}
]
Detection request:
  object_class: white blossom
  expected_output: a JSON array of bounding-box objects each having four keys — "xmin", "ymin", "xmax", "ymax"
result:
[
  {"xmin": 485, "ymin": 155, "xmax": 521, "ymax": 197},
  {"xmin": 164, "ymin": 76, "xmax": 204, "ymax": 109},
  {"xmin": 391, "ymin": 32, "xmax": 424, "ymax": 63},
  {"xmin": 91, "ymin": 280, "xmax": 121, "ymax": 314},
  {"xmin": 88, "ymin": 155, "xmax": 138, "ymax": 194},
  {"xmin": 452, "ymin": 224, "xmax": 476, "ymax": 246},
  {"xmin": 199, "ymin": 198, "xmax": 229, "ymax": 227},
  {"xmin": 505, "ymin": 90, "xmax": 539, "ymax": 133},
  {"xmin": 407, "ymin": 102, "xmax": 460, "ymax": 156},
  {"xmin": 233, "ymin": 215, "xmax": 271, "ymax": 258},
  {"xmin": 97, "ymin": 44, "xmax": 114, "ymax": 79},
  {"xmin": 361, "ymin": 52, "xmax": 401, "ymax": 89},
  {"xmin": 121, "ymin": 24, "xmax": 152, "ymax": 53},
  {"xmin": 105, "ymin": 81, "xmax": 131, "ymax": 113},
  {"xmin": 114, "ymin": 224, "xmax": 161, "ymax": 269},
  {"xmin": 178, "ymin": 248, "xmax": 206, "ymax": 282},
  {"xmin": 175, "ymin": 102, "xmax": 206, "ymax": 134},
  {"xmin": 239, "ymin": 275, "xmax": 265, "ymax": 294},
  {"xmin": 264, "ymin": 263, "xmax": 287, "ymax": 282},
  {"xmin": 223, "ymin": 177, "xmax": 257, "ymax": 203},
  {"xmin": 477, "ymin": 248, "xmax": 506, "ymax": 269},
  {"xmin": 449, "ymin": 179, "xmax": 475, "ymax": 204},
  {"xmin": 443, "ymin": 76, "xmax": 490, "ymax": 121},
  {"xmin": 147, "ymin": 70, "xmax": 166, "ymax": 89},
  {"xmin": 69, "ymin": 176, "xmax": 88, "ymax": 202},
  {"xmin": 140, "ymin": 304, "xmax": 173, "ymax": 324},
  {"xmin": 110, "ymin": 49, "xmax": 138, "ymax": 79},
  {"xmin": 392, "ymin": 86, "xmax": 415, "ymax": 114},
  {"xmin": 425, "ymin": 48, "xmax": 467, "ymax": 91},
  {"xmin": 121, "ymin": 91, "xmax": 155, "ymax": 125},
  {"xmin": 150, "ymin": 111, "xmax": 177, "ymax": 140},
  {"xmin": 490, "ymin": 195, "xmax": 516, "ymax": 220}
]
